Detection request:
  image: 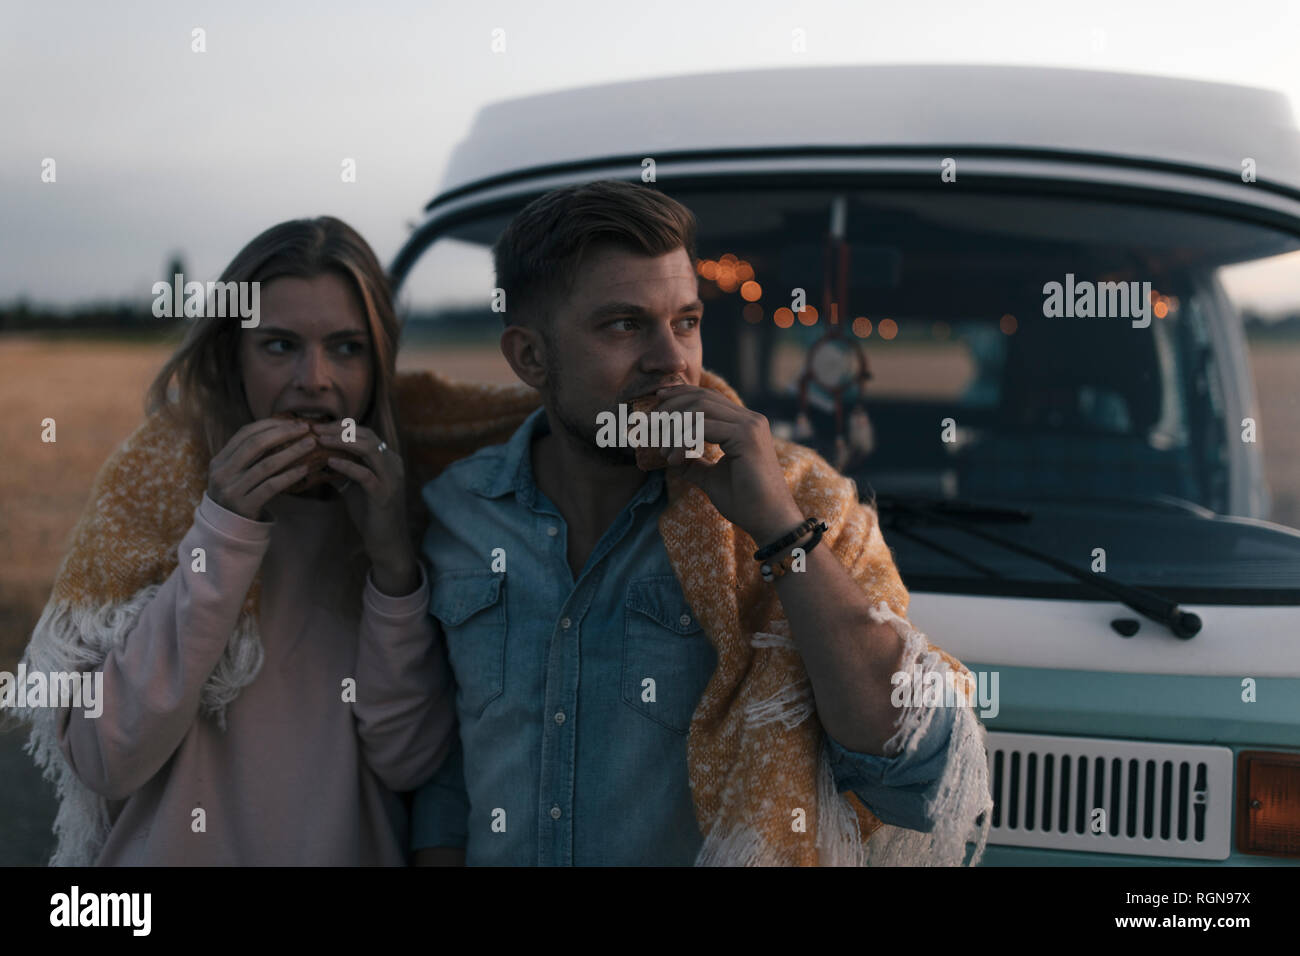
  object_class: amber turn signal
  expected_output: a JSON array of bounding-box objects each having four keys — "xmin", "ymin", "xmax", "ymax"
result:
[{"xmin": 1236, "ymin": 751, "xmax": 1300, "ymax": 858}]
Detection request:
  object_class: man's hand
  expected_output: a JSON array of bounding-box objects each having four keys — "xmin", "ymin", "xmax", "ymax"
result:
[
  {"xmin": 657, "ymin": 384, "xmax": 908, "ymax": 756},
  {"xmin": 652, "ymin": 384, "xmax": 804, "ymax": 544}
]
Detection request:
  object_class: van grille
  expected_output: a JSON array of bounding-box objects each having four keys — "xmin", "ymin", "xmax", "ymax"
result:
[{"xmin": 984, "ymin": 732, "xmax": 1233, "ymax": 860}]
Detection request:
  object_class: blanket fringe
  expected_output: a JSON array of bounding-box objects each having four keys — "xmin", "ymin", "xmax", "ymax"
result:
[
  {"xmin": 694, "ymin": 820, "xmax": 793, "ymax": 866},
  {"xmin": 691, "ymin": 745, "xmax": 869, "ymax": 866},
  {"xmin": 743, "ymin": 677, "xmax": 815, "ymax": 731},
  {"xmin": 745, "ymin": 621, "xmax": 815, "ymax": 731},
  {"xmin": 696, "ymin": 604, "xmax": 992, "ymax": 866},
  {"xmin": 15, "ymin": 588, "xmax": 262, "ymax": 866},
  {"xmin": 750, "ymin": 619, "xmax": 797, "ymax": 650},
  {"xmin": 861, "ymin": 601, "xmax": 993, "ymax": 866},
  {"xmin": 814, "ymin": 739, "xmax": 867, "ymax": 864}
]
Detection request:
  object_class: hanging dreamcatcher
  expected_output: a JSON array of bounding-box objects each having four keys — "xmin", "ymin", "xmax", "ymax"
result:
[{"xmin": 794, "ymin": 196, "xmax": 874, "ymax": 472}]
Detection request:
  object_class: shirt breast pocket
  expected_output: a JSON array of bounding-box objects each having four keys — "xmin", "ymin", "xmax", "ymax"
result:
[
  {"xmin": 621, "ymin": 574, "xmax": 716, "ymax": 735},
  {"xmin": 430, "ymin": 570, "xmax": 507, "ymax": 718}
]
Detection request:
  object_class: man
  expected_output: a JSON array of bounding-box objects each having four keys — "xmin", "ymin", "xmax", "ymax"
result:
[{"xmin": 411, "ymin": 180, "xmax": 991, "ymax": 866}]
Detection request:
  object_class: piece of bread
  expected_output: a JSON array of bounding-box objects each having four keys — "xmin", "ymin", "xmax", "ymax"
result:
[
  {"xmin": 271, "ymin": 411, "xmax": 361, "ymax": 493},
  {"xmin": 629, "ymin": 394, "xmax": 724, "ymax": 471},
  {"xmin": 630, "ymin": 395, "xmax": 672, "ymax": 471}
]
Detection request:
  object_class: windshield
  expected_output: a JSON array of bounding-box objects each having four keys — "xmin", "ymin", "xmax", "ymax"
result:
[{"xmin": 395, "ymin": 186, "xmax": 1300, "ymax": 602}]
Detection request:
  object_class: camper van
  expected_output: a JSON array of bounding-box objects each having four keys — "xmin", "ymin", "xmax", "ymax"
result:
[{"xmin": 391, "ymin": 65, "xmax": 1300, "ymax": 865}]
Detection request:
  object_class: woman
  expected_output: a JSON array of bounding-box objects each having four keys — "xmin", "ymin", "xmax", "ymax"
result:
[{"xmin": 19, "ymin": 216, "xmax": 457, "ymax": 865}]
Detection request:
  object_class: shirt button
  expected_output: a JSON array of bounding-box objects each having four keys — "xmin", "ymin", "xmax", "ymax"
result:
[
  {"xmin": 679, "ymin": 613, "xmax": 692, "ymax": 627},
  {"xmin": 554, "ymin": 711, "xmax": 566, "ymax": 725},
  {"xmin": 550, "ymin": 806, "xmax": 562, "ymax": 820},
  {"xmin": 560, "ymin": 617, "xmax": 571, "ymax": 630},
  {"xmin": 546, "ymin": 525, "xmax": 559, "ymax": 537}
]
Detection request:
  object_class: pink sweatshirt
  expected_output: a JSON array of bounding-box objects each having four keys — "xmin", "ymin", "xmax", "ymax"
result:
[{"xmin": 56, "ymin": 491, "xmax": 454, "ymax": 865}]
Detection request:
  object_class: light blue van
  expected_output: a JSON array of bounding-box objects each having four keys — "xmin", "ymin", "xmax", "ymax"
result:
[{"xmin": 392, "ymin": 64, "xmax": 1300, "ymax": 865}]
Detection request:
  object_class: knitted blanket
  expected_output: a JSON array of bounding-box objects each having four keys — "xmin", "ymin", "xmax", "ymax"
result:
[{"xmin": 18, "ymin": 367, "xmax": 991, "ymax": 866}]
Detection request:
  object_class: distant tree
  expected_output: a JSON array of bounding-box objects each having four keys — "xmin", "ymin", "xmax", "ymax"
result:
[{"xmin": 165, "ymin": 253, "xmax": 186, "ymax": 281}]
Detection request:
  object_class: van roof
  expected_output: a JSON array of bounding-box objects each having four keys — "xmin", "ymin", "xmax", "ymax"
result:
[{"xmin": 437, "ymin": 64, "xmax": 1300, "ymax": 200}]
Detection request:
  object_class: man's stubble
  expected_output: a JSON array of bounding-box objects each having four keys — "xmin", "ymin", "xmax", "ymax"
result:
[{"xmin": 543, "ymin": 332, "xmax": 637, "ymax": 467}]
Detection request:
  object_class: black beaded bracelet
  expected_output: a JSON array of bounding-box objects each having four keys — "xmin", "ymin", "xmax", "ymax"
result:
[
  {"xmin": 753, "ymin": 516, "xmax": 820, "ymax": 561},
  {"xmin": 760, "ymin": 521, "xmax": 828, "ymax": 582}
]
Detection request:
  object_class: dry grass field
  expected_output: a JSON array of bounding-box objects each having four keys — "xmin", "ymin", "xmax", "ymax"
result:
[
  {"xmin": 0, "ymin": 338, "xmax": 175, "ymax": 671},
  {"xmin": 2, "ymin": 335, "xmax": 1298, "ymax": 670},
  {"xmin": 0, "ymin": 337, "xmax": 515, "ymax": 670}
]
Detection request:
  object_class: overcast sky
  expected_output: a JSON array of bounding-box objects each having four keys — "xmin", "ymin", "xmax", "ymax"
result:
[{"xmin": 2, "ymin": 0, "xmax": 1298, "ymax": 308}]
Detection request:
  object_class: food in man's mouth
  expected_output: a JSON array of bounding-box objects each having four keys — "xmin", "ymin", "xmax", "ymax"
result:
[
  {"xmin": 627, "ymin": 394, "xmax": 723, "ymax": 471},
  {"xmin": 630, "ymin": 395, "xmax": 672, "ymax": 471},
  {"xmin": 272, "ymin": 411, "xmax": 360, "ymax": 493}
]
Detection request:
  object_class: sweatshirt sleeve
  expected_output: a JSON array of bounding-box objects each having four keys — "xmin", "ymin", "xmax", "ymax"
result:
[
  {"xmin": 56, "ymin": 493, "xmax": 271, "ymax": 801},
  {"xmin": 351, "ymin": 563, "xmax": 458, "ymax": 792}
]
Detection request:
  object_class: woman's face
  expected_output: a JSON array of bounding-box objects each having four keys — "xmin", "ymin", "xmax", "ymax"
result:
[{"xmin": 238, "ymin": 272, "xmax": 374, "ymax": 425}]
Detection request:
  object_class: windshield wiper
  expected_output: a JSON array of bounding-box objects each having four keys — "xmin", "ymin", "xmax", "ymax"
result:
[{"xmin": 874, "ymin": 494, "xmax": 1203, "ymax": 640}]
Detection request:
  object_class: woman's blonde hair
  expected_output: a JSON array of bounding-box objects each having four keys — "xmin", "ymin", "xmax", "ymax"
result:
[{"xmin": 147, "ymin": 216, "xmax": 402, "ymax": 464}]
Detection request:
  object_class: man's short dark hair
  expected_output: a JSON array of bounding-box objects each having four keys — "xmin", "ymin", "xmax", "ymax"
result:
[{"xmin": 492, "ymin": 180, "xmax": 698, "ymax": 329}]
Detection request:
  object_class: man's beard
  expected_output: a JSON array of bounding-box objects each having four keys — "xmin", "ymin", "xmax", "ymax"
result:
[{"xmin": 544, "ymin": 342, "xmax": 637, "ymax": 467}]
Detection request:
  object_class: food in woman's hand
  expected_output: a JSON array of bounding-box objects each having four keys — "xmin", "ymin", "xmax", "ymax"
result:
[{"xmin": 272, "ymin": 411, "xmax": 361, "ymax": 493}]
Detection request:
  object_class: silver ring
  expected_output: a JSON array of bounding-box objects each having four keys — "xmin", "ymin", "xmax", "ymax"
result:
[{"xmin": 377, "ymin": 440, "xmax": 388, "ymax": 455}]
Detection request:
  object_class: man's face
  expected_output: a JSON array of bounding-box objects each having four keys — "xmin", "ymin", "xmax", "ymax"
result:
[{"xmin": 541, "ymin": 244, "xmax": 703, "ymax": 464}]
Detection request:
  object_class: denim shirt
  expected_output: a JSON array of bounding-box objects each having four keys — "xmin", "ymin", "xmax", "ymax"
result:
[{"xmin": 412, "ymin": 407, "xmax": 956, "ymax": 865}]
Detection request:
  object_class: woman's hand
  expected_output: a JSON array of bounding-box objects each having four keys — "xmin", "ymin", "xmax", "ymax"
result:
[
  {"xmin": 314, "ymin": 423, "xmax": 419, "ymax": 596},
  {"xmin": 207, "ymin": 417, "xmax": 318, "ymax": 521}
]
